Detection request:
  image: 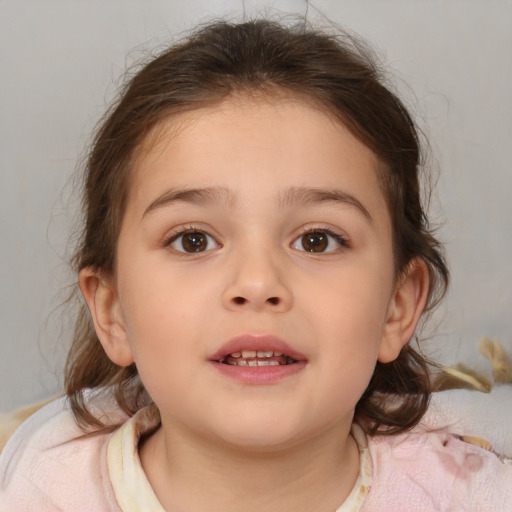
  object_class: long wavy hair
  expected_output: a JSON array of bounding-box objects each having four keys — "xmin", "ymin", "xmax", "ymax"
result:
[{"xmin": 65, "ymin": 19, "xmax": 449, "ymax": 436}]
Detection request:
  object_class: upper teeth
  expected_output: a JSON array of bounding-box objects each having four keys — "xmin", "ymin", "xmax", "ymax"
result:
[
  {"xmin": 222, "ymin": 350, "xmax": 294, "ymax": 367},
  {"xmin": 232, "ymin": 350, "xmax": 282, "ymax": 358}
]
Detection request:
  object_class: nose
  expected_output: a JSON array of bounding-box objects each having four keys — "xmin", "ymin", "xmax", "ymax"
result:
[{"xmin": 221, "ymin": 249, "xmax": 293, "ymax": 313}]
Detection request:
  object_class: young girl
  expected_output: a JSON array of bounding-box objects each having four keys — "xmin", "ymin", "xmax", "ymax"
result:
[{"xmin": 0, "ymin": 19, "xmax": 510, "ymax": 511}]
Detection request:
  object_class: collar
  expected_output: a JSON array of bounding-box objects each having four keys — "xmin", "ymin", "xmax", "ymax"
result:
[{"xmin": 107, "ymin": 406, "xmax": 371, "ymax": 512}]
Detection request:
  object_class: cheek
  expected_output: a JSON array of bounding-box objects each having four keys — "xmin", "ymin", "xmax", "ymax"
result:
[
  {"xmin": 115, "ymin": 262, "xmax": 222, "ymax": 391},
  {"xmin": 300, "ymin": 266, "xmax": 391, "ymax": 396},
  {"xmin": 118, "ymin": 252, "xmax": 218, "ymax": 327},
  {"xmin": 305, "ymin": 266, "xmax": 392, "ymax": 336},
  {"xmin": 122, "ymin": 297, "xmax": 201, "ymax": 411}
]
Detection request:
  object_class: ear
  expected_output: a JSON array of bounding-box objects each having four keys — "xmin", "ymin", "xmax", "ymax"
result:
[
  {"xmin": 78, "ymin": 267, "xmax": 135, "ymax": 367},
  {"xmin": 378, "ymin": 259, "xmax": 430, "ymax": 363}
]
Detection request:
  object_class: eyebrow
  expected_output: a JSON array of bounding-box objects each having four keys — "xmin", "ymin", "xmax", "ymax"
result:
[
  {"xmin": 277, "ymin": 186, "xmax": 373, "ymax": 223},
  {"xmin": 142, "ymin": 185, "xmax": 372, "ymax": 224},
  {"xmin": 142, "ymin": 186, "xmax": 237, "ymax": 219}
]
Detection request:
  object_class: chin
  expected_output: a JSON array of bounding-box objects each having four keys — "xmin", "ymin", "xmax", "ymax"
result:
[
  {"xmin": 218, "ymin": 430, "xmax": 302, "ymax": 453},
  {"xmin": 207, "ymin": 410, "xmax": 311, "ymax": 452}
]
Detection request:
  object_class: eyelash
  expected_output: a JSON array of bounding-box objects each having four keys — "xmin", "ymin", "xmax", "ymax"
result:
[
  {"xmin": 162, "ymin": 225, "xmax": 350, "ymax": 254},
  {"xmin": 292, "ymin": 226, "xmax": 350, "ymax": 254},
  {"xmin": 163, "ymin": 225, "xmax": 221, "ymax": 254}
]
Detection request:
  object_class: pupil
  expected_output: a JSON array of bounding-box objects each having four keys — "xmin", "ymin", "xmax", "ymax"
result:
[
  {"xmin": 182, "ymin": 232, "xmax": 207, "ymax": 252},
  {"xmin": 303, "ymin": 232, "xmax": 327, "ymax": 252}
]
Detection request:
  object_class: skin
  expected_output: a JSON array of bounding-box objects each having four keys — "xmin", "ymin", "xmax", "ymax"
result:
[{"xmin": 80, "ymin": 95, "xmax": 429, "ymax": 512}]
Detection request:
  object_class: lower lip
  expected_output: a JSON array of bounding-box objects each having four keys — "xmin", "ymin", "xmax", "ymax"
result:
[{"xmin": 210, "ymin": 360, "xmax": 307, "ymax": 384}]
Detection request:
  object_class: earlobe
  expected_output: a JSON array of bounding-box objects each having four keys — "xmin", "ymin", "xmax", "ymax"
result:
[
  {"xmin": 78, "ymin": 267, "xmax": 135, "ymax": 367},
  {"xmin": 378, "ymin": 259, "xmax": 430, "ymax": 363}
]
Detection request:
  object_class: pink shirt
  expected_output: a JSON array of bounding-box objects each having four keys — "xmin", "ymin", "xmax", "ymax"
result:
[{"xmin": 1, "ymin": 396, "xmax": 511, "ymax": 511}]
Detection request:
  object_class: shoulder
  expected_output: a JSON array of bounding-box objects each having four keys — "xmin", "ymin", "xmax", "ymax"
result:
[
  {"xmin": 363, "ymin": 427, "xmax": 512, "ymax": 511},
  {"xmin": 0, "ymin": 395, "xmax": 127, "ymax": 512},
  {"xmin": 425, "ymin": 388, "xmax": 512, "ymax": 456}
]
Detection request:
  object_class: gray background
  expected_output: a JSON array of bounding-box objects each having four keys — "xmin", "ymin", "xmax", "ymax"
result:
[{"xmin": 1, "ymin": 0, "xmax": 511, "ymax": 412}]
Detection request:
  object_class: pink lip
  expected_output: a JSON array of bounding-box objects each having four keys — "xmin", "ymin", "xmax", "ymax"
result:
[
  {"xmin": 208, "ymin": 334, "xmax": 307, "ymax": 385},
  {"xmin": 209, "ymin": 334, "xmax": 306, "ymax": 363}
]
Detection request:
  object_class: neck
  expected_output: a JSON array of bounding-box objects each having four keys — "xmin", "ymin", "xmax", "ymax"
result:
[{"xmin": 140, "ymin": 416, "xmax": 360, "ymax": 512}]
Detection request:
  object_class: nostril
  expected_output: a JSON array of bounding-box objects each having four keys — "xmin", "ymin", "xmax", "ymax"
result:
[
  {"xmin": 267, "ymin": 297, "xmax": 280, "ymax": 305},
  {"xmin": 233, "ymin": 296, "xmax": 247, "ymax": 305}
]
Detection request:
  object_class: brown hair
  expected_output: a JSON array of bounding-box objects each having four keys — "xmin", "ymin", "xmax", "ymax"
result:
[{"xmin": 66, "ymin": 19, "xmax": 448, "ymax": 435}]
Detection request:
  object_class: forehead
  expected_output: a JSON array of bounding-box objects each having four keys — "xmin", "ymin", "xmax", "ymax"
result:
[{"xmin": 127, "ymin": 95, "xmax": 387, "ymax": 220}]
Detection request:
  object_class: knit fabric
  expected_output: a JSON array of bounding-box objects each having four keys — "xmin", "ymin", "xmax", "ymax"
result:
[{"xmin": 1, "ymin": 395, "xmax": 511, "ymax": 511}]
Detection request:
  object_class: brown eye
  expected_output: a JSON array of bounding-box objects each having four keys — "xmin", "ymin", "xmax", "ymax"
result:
[
  {"xmin": 182, "ymin": 232, "xmax": 207, "ymax": 252},
  {"xmin": 291, "ymin": 230, "xmax": 347, "ymax": 253},
  {"xmin": 301, "ymin": 232, "xmax": 328, "ymax": 252},
  {"xmin": 169, "ymin": 231, "xmax": 219, "ymax": 253}
]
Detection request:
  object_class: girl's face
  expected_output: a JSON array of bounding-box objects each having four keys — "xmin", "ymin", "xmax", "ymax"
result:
[{"xmin": 90, "ymin": 96, "xmax": 419, "ymax": 449}]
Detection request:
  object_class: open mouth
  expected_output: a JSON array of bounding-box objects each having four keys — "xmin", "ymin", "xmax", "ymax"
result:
[
  {"xmin": 210, "ymin": 336, "xmax": 306, "ymax": 382},
  {"xmin": 220, "ymin": 350, "xmax": 298, "ymax": 367}
]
